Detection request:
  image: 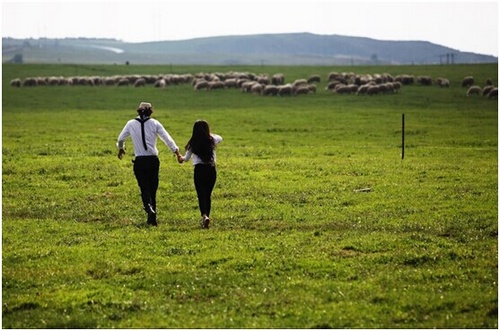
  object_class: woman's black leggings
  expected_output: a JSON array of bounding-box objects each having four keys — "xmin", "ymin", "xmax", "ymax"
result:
[{"xmin": 194, "ymin": 164, "xmax": 217, "ymax": 217}]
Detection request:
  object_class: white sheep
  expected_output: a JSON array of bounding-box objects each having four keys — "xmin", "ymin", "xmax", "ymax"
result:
[
  {"xmin": 278, "ymin": 84, "xmax": 293, "ymax": 96},
  {"xmin": 482, "ymin": 85, "xmax": 494, "ymax": 96},
  {"xmin": 47, "ymin": 77, "xmax": 60, "ymax": 85},
  {"xmin": 325, "ymin": 80, "xmax": 342, "ymax": 92},
  {"xmin": 154, "ymin": 79, "xmax": 167, "ymax": 88},
  {"xmin": 62, "ymin": 78, "xmax": 73, "ymax": 86},
  {"xmin": 392, "ymin": 81, "xmax": 402, "ymax": 93},
  {"xmin": 466, "ymin": 85, "xmax": 482, "ymax": 97},
  {"xmin": 251, "ymin": 83, "xmax": 263, "ymax": 95},
  {"xmin": 224, "ymin": 78, "xmax": 238, "ymax": 88},
  {"xmin": 487, "ymin": 87, "xmax": 498, "ymax": 99},
  {"xmin": 327, "ymin": 72, "xmax": 340, "ymax": 81},
  {"xmin": 417, "ymin": 76, "xmax": 433, "ymax": 86},
  {"xmin": 356, "ymin": 84, "xmax": 369, "ymax": 95},
  {"xmin": 307, "ymin": 75, "xmax": 321, "ymax": 84},
  {"xmin": 255, "ymin": 75, "xmax": 270, "ymax": 85},
  {"xmin": 241, "ymin": 81, "xmax": 257, "ymax": 93},
  {"xmin": 262, "ymin": 85, "xmax": 279, "ymax": 96},
  {"xmin": 462, "ymin": 76, "xmax": 474, "ymax": 88},
  {"xmin": 346, "ymin": 84, "xmax": 359, "ymax": 93},
  {"xmin": 133, "ymin": 78, "xmax": 146, "ymax": 87},
  {"xmin": 436, "ymin": 78, "xmax": 450, "ymax": 88},
  {"xmin": 395, "ymin": 75, "xmax": 414, "ymax": 85},
  {"xmin": 22, "ymin": 77, "xmax": 38, "ymax": 87},
  {"xmin": 377, "ymin": 83, "xmax": 392, "ymax": 94},
  {"xmin": 117, "ymin": 78, "xmax": 129, "ymax": 86},
  {"xmin": 294, "ymin": 85, "xmax": 310, "ymax": 95},
  {"xmin": 292, "ymin": 79, "xmax": 308, "ymax": 88},
  {"xmin": 194, "ymin": 80, "xmax": 209, "ymax": 91},
  {"xmin": 208, "ymin": 81, "xmax": 225, "ymax": 90},
  {"xmin": 10, "ymin": 78, "xmax": 21, "ymax": 87},
  {"xmin": 104, "ymin": 77, "xmax": 117, "ymax": 86},
  {"xmin": 271, "ymin": 73, "xmax": 285, "ymax": 85},
  {"xmin": 334, "ymin": 84, "xmax": 350, "ymax": 94},
  {"xmin": 366, "ymin": 85, "xmax": 380, "ymax": 96}
]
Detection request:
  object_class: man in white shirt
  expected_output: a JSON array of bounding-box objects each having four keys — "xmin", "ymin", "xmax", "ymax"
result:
[{"xmin": 117, "ymin": 102, "xmax": 182, "ymax": 226}]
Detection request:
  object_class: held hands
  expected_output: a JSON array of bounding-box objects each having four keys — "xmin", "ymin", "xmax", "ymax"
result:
[{"xmin": 175, "ymin": 150, "xmax": 184, "ymax": 164}]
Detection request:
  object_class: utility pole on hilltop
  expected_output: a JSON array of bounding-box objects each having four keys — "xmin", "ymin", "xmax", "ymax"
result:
[{"xmin": 439, "ymin": 53, "xmax": 456, "ymax": 65}]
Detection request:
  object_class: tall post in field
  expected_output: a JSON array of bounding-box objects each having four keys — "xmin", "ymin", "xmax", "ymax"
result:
[{"xmin": 402, "ymin": 113, "xmax": 405, "ymax": 160}]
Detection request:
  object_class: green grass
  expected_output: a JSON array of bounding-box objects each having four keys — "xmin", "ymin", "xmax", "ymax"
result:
[{"xmin": 2, "ymin": 63, "xmax": 498, "ymax": 328}]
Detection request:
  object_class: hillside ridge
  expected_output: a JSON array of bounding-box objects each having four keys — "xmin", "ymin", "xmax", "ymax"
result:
[{"xmin": 2, "ymin": 32, "xmax": 497, "ymax": 65}]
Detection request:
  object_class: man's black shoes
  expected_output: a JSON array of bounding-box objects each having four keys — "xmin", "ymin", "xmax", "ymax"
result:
[{"xmin": 146, "ymin": 204, "xmax": 157, "ymax": 226}]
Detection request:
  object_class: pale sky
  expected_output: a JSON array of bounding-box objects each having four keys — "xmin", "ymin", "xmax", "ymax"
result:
[{"xmin": 2, "ymin": 0, "xmax": 499, "ymax": 57}]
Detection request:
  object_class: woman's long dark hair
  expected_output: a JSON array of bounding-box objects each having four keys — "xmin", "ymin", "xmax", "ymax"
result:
[{"xmin": 185, "ymin": 120, "xmax": 215, "ymax": 163}]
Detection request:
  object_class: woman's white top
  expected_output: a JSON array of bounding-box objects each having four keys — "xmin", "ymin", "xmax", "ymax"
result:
[{"xmin": 184, "ymin": 133, "xmax": 222, "ymax": 166}]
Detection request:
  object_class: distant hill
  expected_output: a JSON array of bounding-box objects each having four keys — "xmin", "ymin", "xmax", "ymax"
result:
[{"xmin": 2, "ymin": 33, "xmax": 497, "ymax": 65}]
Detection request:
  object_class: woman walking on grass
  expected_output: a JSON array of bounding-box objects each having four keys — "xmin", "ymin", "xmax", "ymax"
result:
[{"xmin": 179, "ymin": 120, "xmax": 222, "ymax": 229}]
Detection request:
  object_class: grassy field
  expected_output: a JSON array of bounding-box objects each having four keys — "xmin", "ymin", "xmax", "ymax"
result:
[{"xmin": 2, "ymin": 63, "xmax": 498, "ymax": 328}]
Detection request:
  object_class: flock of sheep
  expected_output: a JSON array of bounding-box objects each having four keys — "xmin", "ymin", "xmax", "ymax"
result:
[
  {"xmin": 9, "ymin": 71, "xmax": 498, "ymax": 99},
  {"xmin": 460, "ymin": 76, "xmax": 498, "ymax": 98},
  {"xmin": 192, "ymin": 71, "xmax": 403, "ymax": 96},
  {"xmin": 9, "ymin": 73, "xmax": 193, "ymax": 88}
]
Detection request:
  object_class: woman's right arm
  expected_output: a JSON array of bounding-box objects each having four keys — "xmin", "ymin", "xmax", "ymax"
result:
[{"xmin": 183, "ymin": 149, "xmax": 192, "ymax": 162}]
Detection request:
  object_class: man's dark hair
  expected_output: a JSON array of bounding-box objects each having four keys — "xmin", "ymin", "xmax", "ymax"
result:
[{"xmin": 137, "ymin": 106, "xmax": 153, "ymax": 120}]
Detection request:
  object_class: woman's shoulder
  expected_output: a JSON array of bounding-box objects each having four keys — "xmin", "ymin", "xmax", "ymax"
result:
[{"xmin": 211, "ymin": 133, "xmax": 222, "ymax": 143}]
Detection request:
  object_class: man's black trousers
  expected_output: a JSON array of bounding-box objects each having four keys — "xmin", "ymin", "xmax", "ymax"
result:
[{"xmin": 133, "ymin": 156, "xmax": 160, "ymax": 212}]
